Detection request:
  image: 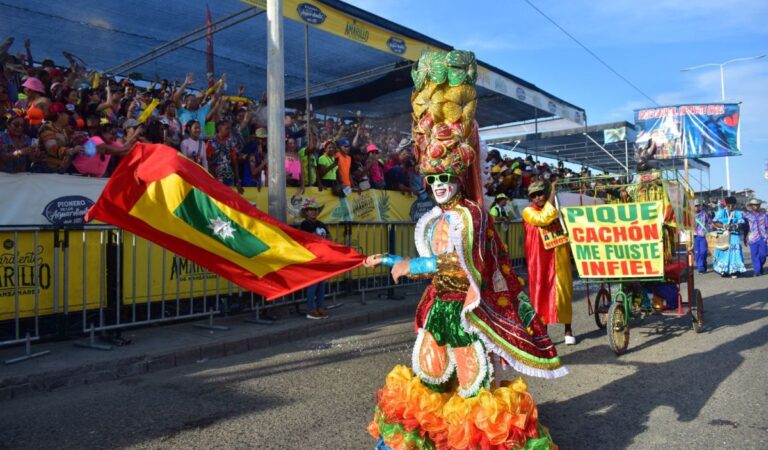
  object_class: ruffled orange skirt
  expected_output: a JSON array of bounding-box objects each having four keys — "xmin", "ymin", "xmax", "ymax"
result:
[{"xmin": 369, "ymin": 365, "xmax": 557, "ymax": 450}]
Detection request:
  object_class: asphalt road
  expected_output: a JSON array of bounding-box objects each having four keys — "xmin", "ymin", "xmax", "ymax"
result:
[{"xmin": 1, "ymin": 270, "xmax": 767, "ymax": 449}]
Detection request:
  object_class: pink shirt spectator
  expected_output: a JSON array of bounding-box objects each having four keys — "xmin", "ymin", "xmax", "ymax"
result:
[{"xmin": 285, "ymin": 158, "xmax": 301, "ymax": 182}]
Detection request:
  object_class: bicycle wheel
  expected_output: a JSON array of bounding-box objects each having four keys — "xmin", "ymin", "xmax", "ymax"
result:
[
  {"xmin": 593, "ymin": 287, "xmax": 611, "ymax": 329},
  {"xmin": 607, "ymin": 301, "xmax": 630, "ymax": 355},
  {"xmin": 691, "ymin": 288, "xmax": 704, "ymax": 333}
]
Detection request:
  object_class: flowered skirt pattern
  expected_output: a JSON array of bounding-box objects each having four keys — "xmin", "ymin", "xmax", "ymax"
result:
[{"xmin": 368, "ymin": 366, "xmax": 557, "ymax": 450}]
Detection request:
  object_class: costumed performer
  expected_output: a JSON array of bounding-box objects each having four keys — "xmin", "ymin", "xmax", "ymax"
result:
[
  {"xmin": 693, "ymin": 199, "xmax": 712, "ymax": 274},
  {"xmin": 743, "ymin": 198, "xmax": 767, "ymax": 276},
  {"xmin": 712, "ymin": 196, "xmax": 747, "ymax": 278},
  {"xmin": 364, "ymin": 49, "xmax": 566, "ymax": 450},
  {"xmin": 522, "ymin": 180, "xmax": 575, "ymax": 345}
]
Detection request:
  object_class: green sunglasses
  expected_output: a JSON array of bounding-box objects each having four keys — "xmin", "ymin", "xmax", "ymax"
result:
[{"xmin": 425, "ymin": 173, "xmax": 456, "ymax": 185}]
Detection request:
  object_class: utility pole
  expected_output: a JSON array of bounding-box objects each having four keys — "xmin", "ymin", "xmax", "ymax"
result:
[
  {"xmin": 267, "ymin": 0, "xmax": 286, "ymax": 221},
  {"xmin": 681, "ymin": 54, "xmax": 766, "ymax": 196}
]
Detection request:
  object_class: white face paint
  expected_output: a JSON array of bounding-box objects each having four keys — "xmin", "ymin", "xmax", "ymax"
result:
[{"xmin": 432, "ymin": 178, "xmax": 459, "ymax": 204}]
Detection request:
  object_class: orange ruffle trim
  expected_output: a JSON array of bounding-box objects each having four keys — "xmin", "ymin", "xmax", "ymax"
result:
[{"xmin": 368, "ymin": 365, "xmax": 557, "ymax": 450}]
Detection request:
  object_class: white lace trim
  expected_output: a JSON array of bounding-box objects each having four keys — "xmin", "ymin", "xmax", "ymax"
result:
[
  {"xmin": 453, "ymin": 341, "xmax": 490, "ymax": 398},
  {"xmin": 411, "ymin": 329, "xmax": 456, "ymax": 386},
  {"xmin": 414, "ymin": 206, "xmax": 443, "ymax": 257}
]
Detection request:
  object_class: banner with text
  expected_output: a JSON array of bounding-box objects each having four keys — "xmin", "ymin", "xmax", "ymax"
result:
[
  {"xmin": 562, "ymin": 201, "xmax": 664, "ymax": 279},
  {"xmin": 242, "ymin": 0, "xmax": 431, "ymax": 61},
  {"xmin": 634, "ymin": 103, "xmax": 741, "ymax": 159},
  {"xmin": 241, "ymin": 0, "xmax": 585, "ymax": 126}
]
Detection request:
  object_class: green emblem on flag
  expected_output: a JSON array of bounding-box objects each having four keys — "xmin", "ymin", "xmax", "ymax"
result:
[{"xmin": 174, "ymin": 188, "xmax": 270, "ymax": 258}]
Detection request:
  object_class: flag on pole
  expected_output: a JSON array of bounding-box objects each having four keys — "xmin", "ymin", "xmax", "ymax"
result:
[
  {"xmin": 85, "ymin": 143, "xmax": 365, "ymax": 300},
  {"xmin": 603, "ymin": 126, "xmax": 626, "ymax": 144},
  {"xmin": 206, "ymin": 4, "xmax": 215, "ymax": 88}
]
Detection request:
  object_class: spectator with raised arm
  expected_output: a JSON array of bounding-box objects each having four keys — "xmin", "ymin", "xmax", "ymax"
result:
[
  {"xmin": 173, "ymin": 72, "xmax": 224, "ymax": 139},
  {"xmin": 299, "ymin": 127, "xmax": 319, "ymax": 190}
]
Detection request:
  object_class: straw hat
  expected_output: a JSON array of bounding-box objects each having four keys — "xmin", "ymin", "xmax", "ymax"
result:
[
  {"xmin": 300, "ymin": 199, "xmax": 324, "ymax": 218},
  {"xmin": 528, "ymin": 180, "xmax": 548, "ymax": 196}
]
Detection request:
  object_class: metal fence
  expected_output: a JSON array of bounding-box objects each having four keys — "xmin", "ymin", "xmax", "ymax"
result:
[{"xmin": 0, "ymin": 220, "xmax": 528, "ymax": 363}]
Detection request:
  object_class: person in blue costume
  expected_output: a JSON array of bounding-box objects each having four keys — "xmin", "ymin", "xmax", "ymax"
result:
[
  {"xmin": 712, "ymin": 196, "xmax": 747, "ymax": 278},
  {"xmin": 692, "ymin": 199, "xmax": 713, "ymax": 273}
]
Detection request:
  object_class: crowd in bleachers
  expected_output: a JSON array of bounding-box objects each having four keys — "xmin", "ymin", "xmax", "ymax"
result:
[
  {"xmin": 484, "ymin": 148, "xmax": 611, "ymax": 200},
  {"xmin": 0, "ymin": 39, "xmax": 426, "ymax": 197}
]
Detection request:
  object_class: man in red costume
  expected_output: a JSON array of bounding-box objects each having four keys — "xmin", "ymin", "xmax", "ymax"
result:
[{"xmin": 523, "ymin": 180, "xmax": 576, "ymax": 345}]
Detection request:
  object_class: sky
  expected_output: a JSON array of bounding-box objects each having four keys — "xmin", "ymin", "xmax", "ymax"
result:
[{"xmin": 347, "ymin": 0, "xmax": 768, "ymax": 201}]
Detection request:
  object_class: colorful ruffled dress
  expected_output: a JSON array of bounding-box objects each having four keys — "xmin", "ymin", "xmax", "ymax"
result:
[
  {"xmin": 369, "ymin": 48, "xmax": 566, "ymax": 449},
  {"xmin": 369, "ymin": 198, "xmax": 566, "ymax": 450}
]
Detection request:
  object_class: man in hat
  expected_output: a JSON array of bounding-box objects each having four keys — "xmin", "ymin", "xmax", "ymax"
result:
[
  {"xmin": 522, "ymin": 180, "xmax": 575, "ymax": 344},
  {"xmin": 298, "ymin": 200, "xmax": 330, "ymax": 319},
  {"xmin": 396, "ymin": 137, "xmax": 412, "ymax": 153},
  {"xmin": 693, "ymin": 199, "xmax": 713, "ymax": 273},
  {"xmin": 489, "ymin": 193, "xmax": 509, "ymax": 221},
  {"xmin": 744, "ymin": 198, "xmax": 767, "ymax": 276}
]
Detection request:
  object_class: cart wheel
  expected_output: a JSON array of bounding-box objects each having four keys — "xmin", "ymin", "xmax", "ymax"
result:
[
  {"xmin": 607, "ymin": 301, "xmax": 630, "ymax": 355},
  {"xmin": 691, "ymin": 289, "xmax": 704, "ymax": 333},
  {"xmin": 594, "ymin": 287, "xmax": 611, "ymax": 329}
]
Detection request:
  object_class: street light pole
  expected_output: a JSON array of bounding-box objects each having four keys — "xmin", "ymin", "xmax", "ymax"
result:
[{"xmin": 681, "ymin": 54, "xmax": 766, "ymax": 196}]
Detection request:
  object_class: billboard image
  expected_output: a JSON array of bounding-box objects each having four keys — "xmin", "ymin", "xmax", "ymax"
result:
[{"xmin": 635, "ymin": 103, "xmax": 741, "ymax": 159}]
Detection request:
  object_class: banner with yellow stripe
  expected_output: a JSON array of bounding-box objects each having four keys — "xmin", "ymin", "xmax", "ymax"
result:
[{"xmin": 85, "ymin": 143, "xmax": 364, "ymax": 300}]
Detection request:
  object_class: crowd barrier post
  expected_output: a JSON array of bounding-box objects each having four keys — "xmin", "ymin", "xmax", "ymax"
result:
[
  {"xmin": 191, "ymin": 259, "xmax": 229, "ymax": 331},
  {"xmin": 244, "ymin": 292, "xmax": 275, "ymax": 325},
  {"xmin": 74, "ymin": 228, "xmax": 112, "ymax": 350},
  {"xmin": 1, "ymin": 229, "xmax": 51, "ymax": 364}
]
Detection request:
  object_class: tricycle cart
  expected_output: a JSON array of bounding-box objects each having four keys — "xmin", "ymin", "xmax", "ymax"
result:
[{"xmin": 559, "ymin": 171, "xmax": 704, "ymax": 355}]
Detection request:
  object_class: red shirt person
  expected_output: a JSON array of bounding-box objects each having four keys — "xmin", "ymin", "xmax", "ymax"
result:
[{"xmin": 522, "ymin": 180, "xmax": 576, "ymax": 344}]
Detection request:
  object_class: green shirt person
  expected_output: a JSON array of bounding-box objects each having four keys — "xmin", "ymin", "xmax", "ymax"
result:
[
  {"xmin": 489, "ymin": 193, "xmax": 511, "ymax": 226},
  {"xmin": 317, "ymin": 140, "xmax": 339, "ymax": 188}
]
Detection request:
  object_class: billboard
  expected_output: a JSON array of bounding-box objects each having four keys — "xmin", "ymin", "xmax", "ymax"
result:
[{"xmin": 634, "ymin": 103, "xmax": 740, "ymax": 159}]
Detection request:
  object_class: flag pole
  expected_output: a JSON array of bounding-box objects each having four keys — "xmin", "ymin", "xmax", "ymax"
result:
[{"xmin": 267, "ymin": 0, "xmax": 286, "ymax": 221}]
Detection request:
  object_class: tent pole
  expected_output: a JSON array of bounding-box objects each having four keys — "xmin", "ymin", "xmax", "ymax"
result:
[
  {"xmin": 583, "ymin": 133, "xmax": 628, "ymax": 173},
  {"xmin": 625, "ymin": 138, "xmax": 629, "ymax": 182},
  {"xmin": 304, "ymin": 24, "xmax": 311, "ymax": 139},
  {"xmin": 109, "ymin": 10, "xmax": 264, "ymax": 76},
  {"xmin": 105, "ymin": 7, "xmax": 257, "ymax": 74},
  {"xmin": 534, "ymin": 109, "xmax": 539, "ymax": 162},
  {"xmin": 267, "ymin": 0, "xmax": 286, "ymax": 222}
]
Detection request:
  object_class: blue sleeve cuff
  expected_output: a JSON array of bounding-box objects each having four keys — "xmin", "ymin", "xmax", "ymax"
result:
[
  {"xmin": 380, "ymin": 254, "xmax": 404, "ymax": 267},
  {"xmin": 409, "ymin": 256, "xmax": 437, "ymax": 275}
]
